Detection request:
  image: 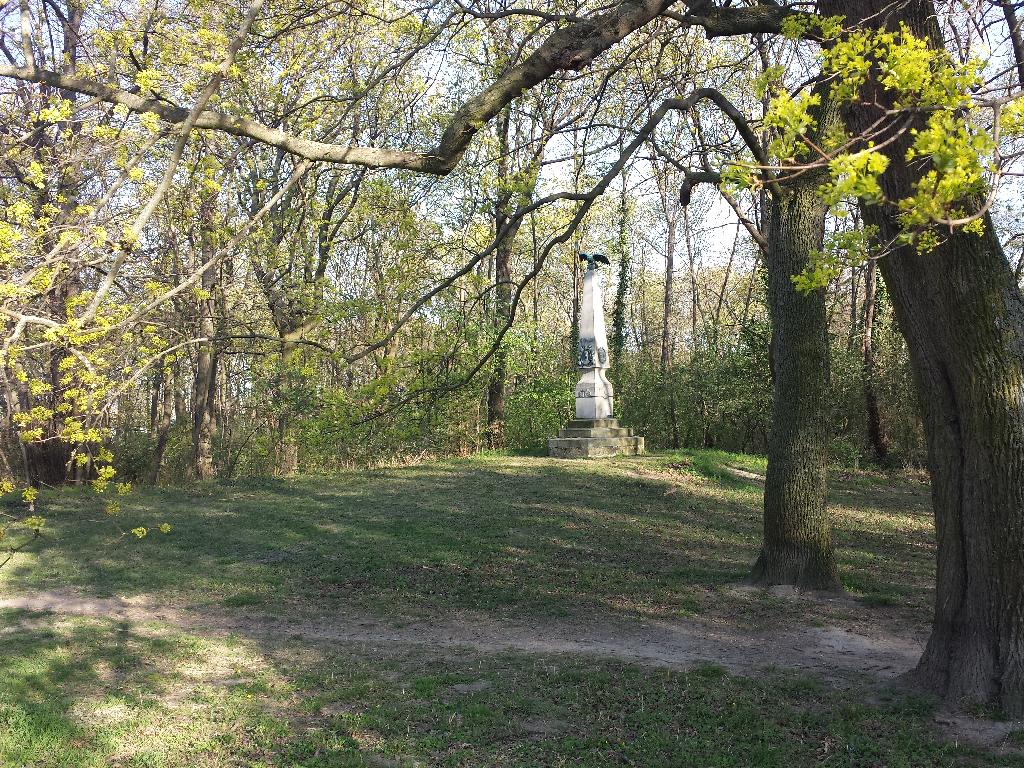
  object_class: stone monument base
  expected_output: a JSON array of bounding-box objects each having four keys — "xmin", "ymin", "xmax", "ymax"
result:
[{"xmin": 547, "ymin": 418, "xmax": 645, "ymax": 459}]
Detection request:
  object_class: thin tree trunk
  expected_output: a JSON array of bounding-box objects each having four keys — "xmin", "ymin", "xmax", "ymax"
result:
[
  {"xmin": 486, "ymin": 111, "xmax": 516, "ymax": 449},
  {"xmin": 860, "ymin": 258, "xmax": 891, "ymax": 465},
  {"xmin": 659, "ymin": 180, "xmax": 680, "ymax": 448},
  {"xmin": 570, "ymin": 253, "xmax": 581, "ymax": 368},
  {"xmin": 1001, "ymin": 0, "xmax": 1024, "ymax": 90},
  {"xmin": 711, "ymin": 224, "xmax": 739, "ymax": 347},
  {"xmin": 173, "ymin": 361, "xmax": 188, "ymax": 425},
  {"xmin": 685, "ymin": 208, "xmax": 698, "ymax": 345},
  {"xmin": 610, "ymin": 170, "xmax": 631, "ymax": 377},
  {"xmin": 275, "ymin": 338, "xmax": 301, "ymax": 475},
  {"xmin": 191, "ymin": 198, "xmax": 219, "ymax": 481},
  {"xmin": 848, "ymin": 266, "xmax": 860, "ymax": 353},
  {"xmin": 661, "ymin": 212, "xmax": 676, "ymax": 370},
  {"xmin": 191, "ymin": 333, "xmax": 218, "ymax": 480},
  {"xmin": 740, "ymin": 255, "xmax": 761, "ymax": 330},
  {"xmin": 150, "ymin": 361, "xmax": 174, "ymax": 484}
]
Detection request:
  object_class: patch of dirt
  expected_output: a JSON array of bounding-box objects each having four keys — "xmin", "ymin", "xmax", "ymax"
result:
[
  {"xmin": 0, "ymin": 589, "xmax": 923, "ymax": 686},
  {"xmin": 933, "ymin": 711, "xmax": 1024, "ymax": 755},
  {"xmin": 521, "ymin": 718, "xmax": 570, "ymax": 738},
  {"xmin": 450, "ymin": 679, "xmax": 491, "ymax": 694},
  {"xmin": 12, "ymin": 589, "xmax": 1020, "ymax": 750}
]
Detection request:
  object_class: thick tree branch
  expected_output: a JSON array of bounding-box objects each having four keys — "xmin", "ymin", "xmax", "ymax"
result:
[
  {"xmin": 1001, "ymin": 0, "xmax": 1024, "ymax": 91},
  {"xmin": 665, "ymin": 3, "xmax": 806, "ymax": 37},
  {"xmin": 0, "ymin": 0, "xmax": 804, "ymax": 175}
]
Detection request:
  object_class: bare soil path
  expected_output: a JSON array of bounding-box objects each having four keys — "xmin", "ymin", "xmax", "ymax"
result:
[{"xmin": 0, "ymin": 588, "xmax": 924, "ymax": 686}]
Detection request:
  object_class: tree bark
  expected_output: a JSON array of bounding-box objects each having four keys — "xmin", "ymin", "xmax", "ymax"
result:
[
  {"xmin": 750, "ymin": 145, "xmax": 841, "ymax": 590},
  {"xmin": 191, "ymin": 197, "xmax": 219, "ymax": 481},
  {"xmin": 860, "ymin": 258, "xmax": 891, "ymax": 466},
  {"xmin": 485, "ymin": 111, "xmax": 517, "ymax": 449},
  {"xmin": 191, "ymin": 329, "xmax": 218, "ymax": 480},
  {"xmin": 610, "ymin": 174, "xmax": 631, "ymax": 370},
  {"xmin": 485, "ymin": 234, "xmax": 513, "ymax": 448},
  {"xmin": 878, "ymin": 216, "xmax": 1024, "ymax": 716},
  {"xmin": 150, "ymin": 361, "xmax": 174, "ymax": 484},
  {"xmin": 821, "ymin": 0, "xmax": 1024, "ymax": 715},
  {"xmin": 660, "ymin": 189, "xmax": 677, "ymax": 370},
  {"xmin": 275, "ymin": 339, "xmax": 301, "ymax": 476}
]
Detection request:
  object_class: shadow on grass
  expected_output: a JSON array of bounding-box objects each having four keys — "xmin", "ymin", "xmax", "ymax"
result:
[
  {"xmin": 0, "ymin": 609, "xmax": 409, "ymax": 767},
  {"xmin": 3, "ymin": 607, "xmax": 1012, "ymax": 768},
  {"xmin": 1, "ymin": 451, "xmax": 935, "ymax": 627},
  {"xmin": 0, "ymin": 609, "xmax": 186, "ymax": 766}
]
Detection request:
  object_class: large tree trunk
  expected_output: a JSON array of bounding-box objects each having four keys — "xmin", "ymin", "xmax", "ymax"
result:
[
  {"xmin": 750, "ymin": 157, "xmax": 840, "ymax": 590},
  {"xmin": 821, "ymin": 0, "xmax": 1024, "ymax": 714},
  {"xmin": 882, "ymin": 221, "xmax": 1024, "ymax": 716}
]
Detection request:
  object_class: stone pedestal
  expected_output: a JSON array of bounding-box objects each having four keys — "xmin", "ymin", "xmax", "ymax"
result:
[
  {"xmin": 575, "ymin": 368, "xmax": 614, "ymax": 419},
  {"xmin": 548, "ymin": 418, "xmax": 645, "ymax": 458}
]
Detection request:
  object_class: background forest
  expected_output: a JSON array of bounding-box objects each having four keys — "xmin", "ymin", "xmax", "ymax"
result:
[{"xmin": 0, "ymin": 0, "xmax": 953, "ymax": 484}]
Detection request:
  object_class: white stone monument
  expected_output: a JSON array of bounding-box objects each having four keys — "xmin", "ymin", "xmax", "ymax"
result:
[
  {"xmin": 575, "ymin": 257, "xmax": 615, "ymax": 419},
  {"xmin": 548, "ymin": 253, "xmax": 644, "ymax": 459}
]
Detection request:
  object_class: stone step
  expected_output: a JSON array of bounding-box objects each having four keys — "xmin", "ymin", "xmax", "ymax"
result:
[
  {"xmin": 565, "ymin": 418, "xmax": 620, "ymax": 429},
  {"xmin": 547, "ymin": 435, "xmax": 645, "ymax": 459},
  {"xmin": 558, "ymin": 427, "xmax": 634, "ymax": 438}
]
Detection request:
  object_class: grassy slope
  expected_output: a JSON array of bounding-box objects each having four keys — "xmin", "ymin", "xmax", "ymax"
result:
[
  {"xmin": 0, "ymin": 450, "xmax": 1017, "ymax": 767},
  {"xmin": 1, "ymin": 450, "xmax": 936, "ymax": 626}
]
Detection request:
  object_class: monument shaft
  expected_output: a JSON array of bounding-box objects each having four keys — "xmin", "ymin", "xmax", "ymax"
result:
[{"xmin": 575, "ymin": 265, "xmax": 614, "ymax": 419}]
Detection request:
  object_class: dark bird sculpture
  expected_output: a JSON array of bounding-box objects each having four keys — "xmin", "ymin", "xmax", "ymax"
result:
[
  {"xmin": 679, "ymin": 177, "xmax": 692, "ymax": 208},
  {"xmin": 579, "ymin": 252, "xmax": 610, "ymax": 270}
]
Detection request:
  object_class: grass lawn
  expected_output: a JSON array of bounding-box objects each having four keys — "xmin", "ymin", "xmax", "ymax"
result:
[{"xmin": 1, "ymin": 449, "xmax": 1020, "ymax": 767}]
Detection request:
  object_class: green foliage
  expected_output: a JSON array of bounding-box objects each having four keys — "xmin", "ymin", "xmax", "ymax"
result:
[
  {"xmin": 821, "ymin": 150, "xmax": 890, "ymax": 207},
  {"xmin": 616, "ymin": 321, "xmax": 772, "ymax": 454},
  {"xmin": 899, "ymin": 112, "xmax": 993, "ymax": 230},
  {"xmin": 760, "ymin": 23, "xmax": 996, "ymax": 275},
  {"xmin": 792, "ymin": 224, "xmax": 878, "ymax": 293},
  {"xmin": 504, "ymin": 375, "xmax": 574, "ymax": 450},
  {"xmin": 780, "ymin": 14, "xmax": 845, "ymax": 42},
  {"xmin": 763, "ymin": 90, "xmax": 822, "ymax": 160}
]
